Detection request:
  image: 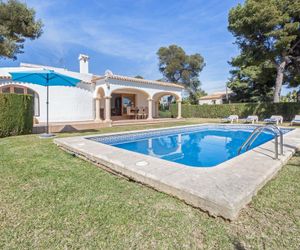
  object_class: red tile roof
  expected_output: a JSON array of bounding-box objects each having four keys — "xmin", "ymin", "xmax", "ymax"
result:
[{"xmin": 93, "ymin": 74, "xmax": 184, "ymax": 89}]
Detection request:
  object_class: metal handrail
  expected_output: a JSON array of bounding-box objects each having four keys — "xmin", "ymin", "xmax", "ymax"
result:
[
  {"xmin": 239, "ymin": 127, "xmax": 261, "ymax": 151},
  {"xmin": 266, "ymin": 125, "xmax": 283, "ymax": 155},
  {"xmin": 245, "ymin": 127, "xmax": 279, "ymax": 158},
  {"xmin": 238, "ymin": 125, "xmax": 283, "ymax": 159},
  {"xmin": 237, "ymin": 126, "xmax": 263, "ymax": 154}
]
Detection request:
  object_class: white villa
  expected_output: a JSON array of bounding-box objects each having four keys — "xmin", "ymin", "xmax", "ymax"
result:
[{"xmin": 0, "ymin": 54, "xmax": 184, "ymax": 131}]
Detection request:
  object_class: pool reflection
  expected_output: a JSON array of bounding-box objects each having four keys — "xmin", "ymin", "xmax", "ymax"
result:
[{"xmin": 114, "ymin": 129, "xmax": 274, "ymax": 167}]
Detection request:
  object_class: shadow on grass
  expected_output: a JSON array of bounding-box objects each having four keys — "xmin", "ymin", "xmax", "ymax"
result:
[{"xmin": 231, "ymin": 238, "xmax": 246, "ymax": 250}]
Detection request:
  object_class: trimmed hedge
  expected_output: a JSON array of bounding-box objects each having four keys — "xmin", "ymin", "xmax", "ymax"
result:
[
  {"xmin": 170, "ymin": 102, "xmax": 300, "ymax": 121},
  {"xmin": 158, "ymin": 110, "xmax": 172, "ymax": 118},
  {"xmin": 0, "ymin": 93, "xmax": 34, "ymax": 137}
]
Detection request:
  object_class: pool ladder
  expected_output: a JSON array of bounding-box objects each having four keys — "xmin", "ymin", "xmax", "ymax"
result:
[{"xmin": 238, "ymin": 125, "xmax": 283, "ymax": 159}]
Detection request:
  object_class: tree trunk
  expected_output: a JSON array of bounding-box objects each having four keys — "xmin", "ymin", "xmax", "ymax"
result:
[{"xmin": 273, "ymin": 60, "xmax": 286, "ymax": 103}]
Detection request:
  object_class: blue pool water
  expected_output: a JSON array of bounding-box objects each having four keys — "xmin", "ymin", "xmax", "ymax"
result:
[{"xmin": 89, "ymin": 125, "xmax": 290, "ymax": 167}]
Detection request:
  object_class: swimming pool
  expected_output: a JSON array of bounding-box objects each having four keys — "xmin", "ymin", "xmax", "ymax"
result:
[
  {"xmin": 89, "ymin": 125, "xmax": 290, "ymax": 167},
  {"xmin": 55, "ymin": 124, "xmax": 299, "ymax": 219}
]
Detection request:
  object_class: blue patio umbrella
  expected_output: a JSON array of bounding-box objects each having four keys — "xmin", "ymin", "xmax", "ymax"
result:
[{"xmin": 9, "ymin": 69, "xmax": 81, "ymax": 136}]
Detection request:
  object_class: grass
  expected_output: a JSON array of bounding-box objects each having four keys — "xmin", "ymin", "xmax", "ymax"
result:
[{"xmin": 0, "ymin": 118, "xmax": 299, "ymax": 249}]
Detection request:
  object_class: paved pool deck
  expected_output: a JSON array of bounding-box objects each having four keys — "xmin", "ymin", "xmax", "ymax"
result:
[{"xmin": 54, "ymin": 124, "xmax": 300, "ymax": 220}]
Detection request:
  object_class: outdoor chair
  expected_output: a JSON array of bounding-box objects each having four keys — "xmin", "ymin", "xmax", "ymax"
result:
[
  {"xmin": 291, "ymin": 115, "xmax": 300, "ymax": 126},
  {"xmin": 137, "ymin": 107, "xmax": 145, "ymax": 119},
  {"xmin": 221, "ymin": 115, "xmax": 239, "ymax": 124},
  {"xmin": 143, "ymin": 107, "xmax": 148, "ymax": 119},
  {"xmin": 263, "ymin": 115, "xmax": 283, "ymax": 125},
  {"xmin": 126, "ymin": 106, "xmax": 136, "ymax": 119},
  {"xmin": 240, "ymin": 115, "xmax": 259, "ymax": 124}
]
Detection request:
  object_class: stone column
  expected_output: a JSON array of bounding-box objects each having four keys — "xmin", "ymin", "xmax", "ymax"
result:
[
  {"xmin": 104, "ymin": 96, "xmax": 112, "ymax": 122},
  {"xmin": 177, "ymin": 100, "xmax": 182, "ymax": 119},
  {"xmin": 147, "ymin": 98, "xmax": 153, "ymax": 120},
  {"xmin": 95, "ymin": 98, "xmax": 102, "ymax": 122}
]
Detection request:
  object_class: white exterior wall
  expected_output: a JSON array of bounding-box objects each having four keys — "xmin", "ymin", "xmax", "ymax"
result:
[
  {"xmin": 46, "ymin": 82, "xmax": 94, "ymax": 122},
  {"xmin": 135, "ymin": 93, "xmax": 148, "ymax": 107},
  {"xmin": 0, "ymin": 81, "xmax": 94, "ymax": 123}
]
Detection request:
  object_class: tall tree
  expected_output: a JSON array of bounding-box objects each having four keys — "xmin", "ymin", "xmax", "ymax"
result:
[
  {"xmin": 0, "ymin": 0, "xmax": 43, "ymax": 59},
  {"xmin": 228, "ymin": 0, "xmax": 300, "ymax": 102},
  {"xmin": 157, "ymin": 45, "xmax": 206, "ymax": 103},
  {"xmin": 228, "ymin": 56, "xmax": 276, "ymax": 102}
]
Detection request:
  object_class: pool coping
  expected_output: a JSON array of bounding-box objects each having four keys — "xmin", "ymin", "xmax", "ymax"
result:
[{"xmin": 54, "ymin": 124, "xmax": 300, "ymax": 220}]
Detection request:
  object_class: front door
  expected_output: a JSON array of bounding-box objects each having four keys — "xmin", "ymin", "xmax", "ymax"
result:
[
  {"xmin": 111, "ymin": 94, "xmax": 122, "ymax": 116},
  {"xmin": 115, "ymin": 96, "xmax": 122, "ymax": 116},
  {"xmin": 111, "ymin": 93, "xmax": 136, "ymax": 118}
]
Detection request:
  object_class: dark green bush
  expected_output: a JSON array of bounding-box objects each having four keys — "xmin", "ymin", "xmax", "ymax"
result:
[
  {"xmin": 170, "ymin": 102, "xmax": 300, "ymax": 121},
  {"xmin": 0, "ymin": 93, "xmax": 34, "ymax": 137},
  {"xmin": 158, "ymin": 110, "xmax": 172, "ymax": 118}
]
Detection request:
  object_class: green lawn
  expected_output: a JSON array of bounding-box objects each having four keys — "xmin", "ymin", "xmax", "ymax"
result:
[{"xmin": 0, "ymin": 119, "xmax": 299, "ymax": 249}]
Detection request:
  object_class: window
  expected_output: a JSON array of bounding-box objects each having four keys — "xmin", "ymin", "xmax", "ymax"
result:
[
  {"xmin": 27, "ymin": 89, "xmax": 34, "ymax": 95},
  {"xmin": 14, "ymin": 87, "xmax": 25, "ymax": 94},
  {"xmin": 0, "ymin": 85, "xmax": 40, "ymax": 116},
  {"xmin": 1, "ymin": 86, "xmax": 10, "ymax": 93}
]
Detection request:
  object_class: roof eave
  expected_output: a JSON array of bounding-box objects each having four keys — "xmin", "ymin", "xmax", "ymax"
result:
[{"xmin": 93, "ymin": 75, "xmax": 184, "ymax": 89}]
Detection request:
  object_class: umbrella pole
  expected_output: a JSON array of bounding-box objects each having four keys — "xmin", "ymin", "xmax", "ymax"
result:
[
  {"xmin": 46, "ymin": 84, "xmax": 49, "ymax": 134},
  {"xmin": 39, "ymin": 74, "xmax": 55, "ymax": 138}
]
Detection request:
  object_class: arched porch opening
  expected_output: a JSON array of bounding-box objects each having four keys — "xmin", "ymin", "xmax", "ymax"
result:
[
  {"xmin": 94, "ymin": 87, "xmax": 105, "ymax": 121},
  {"xmin": 0, "ymin": 84, "xmax": 40, "ymax": 118},
  {"xmin": 95, "ymin": 87, "xmax": 105, "ymax": 98},
  {"xmin": 152, "ymin": 92, "xmax": 182, "ymax": 119},
  {"xmin": 109, "ymin": 88, "xmax": 151, "ymax": 121}
]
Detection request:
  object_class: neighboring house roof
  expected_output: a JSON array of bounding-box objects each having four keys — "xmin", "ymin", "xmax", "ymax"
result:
[
  {"xmin": 93, "ymin": 74, "xmax": 185, "ymax": 89},
  {"xmin": 199, "ymin": 91, "xmax": 231, "ymax": 101},
  {"xmin": 0, "ymin": 63, "xmax": 184, "ymax": 89}
]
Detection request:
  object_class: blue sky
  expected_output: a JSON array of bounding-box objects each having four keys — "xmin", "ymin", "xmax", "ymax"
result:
[{"xmin": 1, "ymin": 0, "xmax": 245, "ymax": 94}]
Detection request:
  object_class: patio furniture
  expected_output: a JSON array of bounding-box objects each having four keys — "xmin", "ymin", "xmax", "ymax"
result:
[
  {"xmin": 143, "ymin": 107, "xmax": 148, "ymax": 119},
  {"xmin": 263, "ymin": 115, "xmax": 283, "ymax": 125},
  {"xmin": 240, "ymin": 115, "xmax": 259, "ymax": 124},
  {"xmin": 137, "ymin": 107, "xmax": 145, "ymax": 119},
  {"xmin": 126, "ymin": 106, "xmax": 136, "ymax": 119},
  {"xmin": 291, "ymin": 115, "xmax": 300, "ymax": 125},
  {"xmin": 221, "ymin": 115, "xmax": 239, "ymax": 124}
]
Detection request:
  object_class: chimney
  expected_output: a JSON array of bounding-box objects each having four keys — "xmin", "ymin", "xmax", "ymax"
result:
[{"xmin": 78, "ymin": 54, "xmax": 89, "ymax": 74}]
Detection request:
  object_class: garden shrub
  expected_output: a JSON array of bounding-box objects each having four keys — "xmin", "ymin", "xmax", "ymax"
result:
[
  {"xmin": 170, "ymin": 102, "xmax": 300, "ymax": 121},
  {"xmin": 0, "ymin": 93, "xmax": 34, "ymax": 137}
]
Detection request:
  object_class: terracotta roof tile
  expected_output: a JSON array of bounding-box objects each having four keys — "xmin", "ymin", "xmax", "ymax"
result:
[
  {"xmin": 93, "ymin": 74, "xmax": 184, "ymax": 89},
  {"xmin": 0, "ymin": 76, "xmax": 11, "ymax": 79}
]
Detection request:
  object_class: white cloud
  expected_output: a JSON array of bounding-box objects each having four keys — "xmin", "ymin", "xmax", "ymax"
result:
[{"xmin": 22, "ymin": 0, "xmax": 239, "ymax": 83}]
